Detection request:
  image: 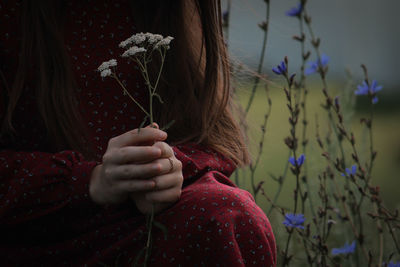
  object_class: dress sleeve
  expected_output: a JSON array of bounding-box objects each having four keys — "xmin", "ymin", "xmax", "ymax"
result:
[
  {"xmin": 152, "ymin": 143, "xmax": 277, "ymax": 266},
  {"xmin": 0, "ymin": 150, "xmax": 99, "ymax": 225}
]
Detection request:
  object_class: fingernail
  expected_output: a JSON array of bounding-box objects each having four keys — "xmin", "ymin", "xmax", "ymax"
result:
[
  {"xmin": 153, "ymin": 147, "xmax": 162, "ymax": 155},
  {"xmin": 159, "ymin": 131, "xmax": 167, "ymax": 139}
]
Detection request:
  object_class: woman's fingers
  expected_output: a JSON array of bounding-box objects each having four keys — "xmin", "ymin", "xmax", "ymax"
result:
[
  {"xmin": 152, "ymin": 141, "xmax": 174, "ymax": 158},
  {"xmin": 117, "ymin": 179, "xmax": 156, "ymax": 192},
  {"xmin": 105, "ymin": 146, "xmax": 161, "ymax": 165},
  {"xmin": 152, "ymin": 172, "xmax": 184, "ymax": 191},
  {"xmin": 111, "ymin": 157, "xmax": 181, "ymax": 180},
  {"xmin": 150, "ymin": 157, "xmax": 182, "ymax": 175},
  {"xmin": 107, "ymin": 127, "xmax": 167, "ymax": 149},
  {"xmin": 145, "ymin": 186, "xmax": 182, "ymax": 203},
  {"xmin": 112, "ymin": 162, "xmax": 163, "ymax": 180}
]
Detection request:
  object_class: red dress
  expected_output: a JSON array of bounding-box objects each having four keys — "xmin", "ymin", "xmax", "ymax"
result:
[{"xmin": 0, "ymin": 0, "xmax": 276, "ymax": 266}]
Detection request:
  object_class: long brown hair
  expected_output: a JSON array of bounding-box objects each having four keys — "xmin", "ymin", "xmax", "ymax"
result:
[{"xmin": 1, "ymin": 0, "xmax": 250, "ymax": 167}]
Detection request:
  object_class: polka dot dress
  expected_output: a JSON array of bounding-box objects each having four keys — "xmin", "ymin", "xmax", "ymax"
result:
[{"xmin": 0, "ymin": 0, "xmax": 276, "ymax": 266}]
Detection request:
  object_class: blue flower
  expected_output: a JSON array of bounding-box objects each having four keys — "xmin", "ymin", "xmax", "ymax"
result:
[
  {"xmin": 272, "ymin": 61, "xmax": 287, "ymax": 75},
  {"xmin": 305, "ymin": 54, "xmax": 329, "ymax": 75},
  {"xmin": 341, "ymin": 164, "xmax": 357, "ymax": 177},
  {"xmin": 355, "ymin": 80, "xmax": 383, "ymax": 104},
  {"xmin": 331, "ymin": 241, "xmax": 356, "ymax": 256},
  {"xmin": 289, "ymin": 154, "xmax": 305, "ymax": 167},
  {"xmin": 283, "ymin": 213, "xmax": 305, "ymax": 229},
  {"xmin": 286, "ymin": 3, "xmax": 303, "ymax": 17},
  {"xmin": 386, "ymin": 261, "xmax": 400, "ymax": 267}
]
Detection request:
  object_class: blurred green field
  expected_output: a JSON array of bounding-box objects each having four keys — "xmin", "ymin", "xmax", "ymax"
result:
[{"xmin": 233, "ymin": 80, "xmax": 400, "ymax": 213}]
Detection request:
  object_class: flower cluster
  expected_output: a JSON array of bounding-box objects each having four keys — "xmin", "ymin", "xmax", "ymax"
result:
[
  {"xmin": 341, "ymin": 164, "xmax": 357, "ymax": 177},
  {"xmin": 286, "ymin": 3, "xmax": 303, "ymax": 17},
  {"xmin": 331, "ymin": 241, "xmax": 356, "ymax": 256},
  {"xmin": 122, "ymin": 46, "xmax": 146, "ymax": 58},
  {"xmin": 97, "ymin": 59, "xmax": 117, "ymax": 78},
  {"xmin": 355, "ymin": 80, "xmax": 383, "ymax": 104},
  {"xmin": 283, "ymin": 213, "xmax": 305, "ymax": 229},
  {"xmin": 289, "ymin": 154, "xmax": 305, "ymax": 167},
  {"xmin": 119, "ymin": 32, "xmax": 174, "ymax": 51},
  {"xmin": 272, "ymin": 61, "xmax": 287, "ymax": 76},
  {"xmin": 98, "ymin": 33, "xmax": 174, "ymax": 79},
  {"xmin": 305, "ymin": 54, "xmax": 329, "ymax": 75}
]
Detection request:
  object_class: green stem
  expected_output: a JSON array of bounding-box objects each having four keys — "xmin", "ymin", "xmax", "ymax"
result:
[
  {"xmin": 244, "ymin": 0, "xmax": 270, "ymax": 115},
  {"xmin": 113, "ymin": 74, "xmax": 150, "ymax": 117},
  {"xmin": 152, "ymin": 50, "xmax": 166, "ymax": 96},
  {"xmin": 144, "ymin": 205, "xmax": 155, "ymax": 267}
]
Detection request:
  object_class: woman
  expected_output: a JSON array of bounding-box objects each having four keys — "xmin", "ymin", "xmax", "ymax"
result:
[{"xmin": 0, "ymin": 0, "xmax": 276, "ymax": 265}]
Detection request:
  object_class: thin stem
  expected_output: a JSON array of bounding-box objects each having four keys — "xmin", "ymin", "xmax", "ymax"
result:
[
  {"xmin": 374, "ymin": 203, "xmax": 383, "ymax": 267},
  {"xmin": 244, "ymin": 0, "xmax": 270, "ymax": 114},
  {"xmin": 249, "ymin": 87, "xmax": 272, "ymax": 201},
  {"xmin": 152, "ymin": 49, "xmax": 166, "ymax": 95},
  {"xmin": 333, "ymin": 178, "xmax": 370, "ymax": 262},
  {"xmin": 112, "ymin": 74, "xmax": 151, "ymax": 117},
  {"xmin": 385, "ymin": 220, "xmax": 400, "ymax": 254},
  {"xmin": 303, "ymin": 9, "xmax": 347, "ymax": 168},
  {"xmin": 297, "ymin": 5, "xmax": 318, "ymax": 222},
  {"xmin": 144, "ymin": 205, "xmax": 155, "ymax": 267},
  {"xmin": 282, "ymin": 229, "xmax": 294, "ymax": 266},
  {"xmin": 267, "ymin": 150, "xmax": 290, "ymax": 216}
]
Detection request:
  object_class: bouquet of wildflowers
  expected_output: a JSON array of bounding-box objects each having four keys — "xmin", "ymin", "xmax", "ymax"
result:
[
  {"xmin": 98, "ymin": 32, "xmax": 174, "ymax": 128},
  {"xmin": 98, "ymin": 32, "xmax": 174, "ymax": 267}
]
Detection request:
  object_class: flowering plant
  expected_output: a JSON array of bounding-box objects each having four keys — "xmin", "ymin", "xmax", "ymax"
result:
[
  {"xmin": 224, "ymin": 0, "xmax": 399, "ymax": 266},
  {"xmin": 98, "ymin": 32, "xmax": 174, "ymax": 267},
  {"xmin": 98, "ymin": 32, "xmax": 174, "ymax": 129}
]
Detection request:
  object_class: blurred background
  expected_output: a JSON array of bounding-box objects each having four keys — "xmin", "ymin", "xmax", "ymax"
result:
[{"xmin": 221, "ymin": 0, "xmax": 400, "ymax": 210}]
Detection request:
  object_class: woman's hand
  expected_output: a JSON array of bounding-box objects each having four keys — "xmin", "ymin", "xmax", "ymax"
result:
[
  {"xmin": 89, "ymin": 126, "xmax": 168, "ymax": 205},
  {"xmin": 131, "ymin": 141, "xmax": 183, "ymax": 215}
]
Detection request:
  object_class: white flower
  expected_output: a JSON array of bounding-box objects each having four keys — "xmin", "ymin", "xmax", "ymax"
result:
[
  {"xmin": 122, "ymin": 46, "xmax": 147, "ymax": 57},
  {"xmin": 98, "ymin": 59, "xmax": 117, "ymax": 72},
  {"xmin": 145, "ymin": 33, "xmax": 163, "ymax": 44},
  {"xmin": 100, "ymin": 69, "xmax": 112, "ymax": 78},
  {"xmin": 154, "ymin": 36, "xmax": 174, "ymax": 49},
  {"xmin": 119, "ymin": 32, "xmax": 146, "ymax": 48}
]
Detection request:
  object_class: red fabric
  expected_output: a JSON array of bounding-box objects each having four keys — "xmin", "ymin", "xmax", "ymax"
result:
[{"xmin": 0, "ymin": 0, "xmax": 276, "ymax": 266}]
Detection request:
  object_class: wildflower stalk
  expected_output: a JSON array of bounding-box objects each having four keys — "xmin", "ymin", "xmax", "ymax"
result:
[
  {"xmin": 144, "ymin": 205, "xmax": 155, "ymax": 267},
  {"xmin": 283, "ymin": 72, "xmax": 303, "ymax": 215},
  {"xmin": 98, "ymin": 33, "xmax": 174, "ymax": 267},
  {"xmin": 319, "ymin": 170, "xmax": 330, "ymax": 264},
  {"xmin": 303, "ymin": 10, "xmax": 347, "ymax": 170},
  {"xmin": 302, "ymin": 11, "xmax": 383, "ymax": 264},
  {"xmin": 282, "ymin": 229, "xmax": 294, "ymax": 266},
  {"xmin": 237, "ymin": 0, "xmax": 271, "ymax": 203},
  {"xmin": 295, "ymin": 1, "xmax": 318, "ymax": 223},
  {"xmin": 267, "ymin": 156, "xmax": 290, "ymax": 216},
  {"xmin": 275, "ymin": 58, "xmax": 305, "ymax": 266},
  {"xmin": 374, "ymin": 202, "xmax": 384, "ymax": 267},
  {"xmin": 319, "ymin": 133, "xmax": 374, "ymax": 264},
  {"xmin": 249, "ymin": 85, "xmax": 272, "ymax": 201},
  {"xmin": 385, "ymin": 218, "xmax": 400, "ymax": 254},
  {"xmin": 332, "ymin": 177, "xmax": 370, "ymax": 262},
  {"xmin": 130, "ymin": 47, "xmax": 168, "ymax": 267},
  {"xmin": 111, "ymin": 74, "xmax": 151, "ymax": 118},
  {"xmin": 244, "ymin": 0, "xmax": 270, "ymax": 115}
]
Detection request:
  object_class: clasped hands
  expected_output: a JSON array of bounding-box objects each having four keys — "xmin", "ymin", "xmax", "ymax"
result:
[{"xmin": 89, "ymin": 123, "xmax": 183, "ymax": 214}]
